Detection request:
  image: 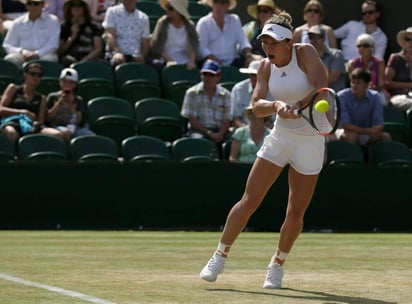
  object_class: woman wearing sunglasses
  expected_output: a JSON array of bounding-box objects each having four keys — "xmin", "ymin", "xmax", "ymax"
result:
[
  {"xmin": 0, "ymin": 62, "xmax": 62, "ymax": 144},
  {"xmin": 293, "ymin": 0, "xmax": 336, "ymax": 48}
]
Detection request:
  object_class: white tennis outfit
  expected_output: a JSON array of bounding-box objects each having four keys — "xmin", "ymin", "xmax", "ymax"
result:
[{"xmin": 257, "ymin": 46, "xmax": 325, "ymax": 175}]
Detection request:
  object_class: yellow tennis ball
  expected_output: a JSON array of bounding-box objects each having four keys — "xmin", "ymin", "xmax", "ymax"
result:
[{"xmin": 315, "ymin": 100, "xmax": 329, "ymax": 113}]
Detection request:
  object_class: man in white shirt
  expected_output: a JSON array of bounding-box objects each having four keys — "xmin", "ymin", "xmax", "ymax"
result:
[
  {"xmin": 2, "ymin": 0, "xmax": 60, "ymax": 66},
  {"xmin": 334, "ymin": 0, "xmax": 387, "ymax": 61},
  {"xmin": 103, "ymin": 0, "xmax": 150, "ymax": 67},
  {"xmin": 197, "ymin": 0, "xmax": 253, "ymax": 68}
]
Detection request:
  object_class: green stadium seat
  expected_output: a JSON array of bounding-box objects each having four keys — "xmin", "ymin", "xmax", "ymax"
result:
[
  {"xmin": 326, "ymin": 140, "xmax": 365, "ymax": 166},
  {"xmin": 18, "ymin": 134, "xmax": 67, "ymax": 160},
  {"xmin": 70, "ymin": 135, "xmax": 119, "ymax": 162},
  {"xmin": 171, "ymin": 137, "xmax": 219, "ymax": 162},
  {"xmin": 122, "ymin": 135, "xmax": 170, "ymax": 162},
  {"xmin": 368, "ymin": 141, "xmax": 412, "ymax": 167},
  {"xmin": 382, "ymin": 105, "xmax": 408, "ymax": 144},
  {"xmin": 0, "ymin": 59, "xmax": 22, "ymax": 93},
  {"xmin": 0, "ymin": 135, "xmax": 15, "ymax": 162}
]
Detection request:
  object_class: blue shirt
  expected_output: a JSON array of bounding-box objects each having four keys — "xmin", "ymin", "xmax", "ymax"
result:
[{"xmin": 338, "ymin": 88, "xmax": 383, "ymax": 128}]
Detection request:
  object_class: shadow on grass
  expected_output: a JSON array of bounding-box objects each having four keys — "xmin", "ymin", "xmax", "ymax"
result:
[{"xmin": 207, "ymin": 288, "xmax": 397, "ymax": 304}]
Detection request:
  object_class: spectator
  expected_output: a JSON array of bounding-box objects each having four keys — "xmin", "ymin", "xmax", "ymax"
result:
[
  {"xmin": 46, "ymin": 68, "xmax": 94, "ymax": 143},
  {"xmin": 347, "ymin": 33, "xmax": 388, "ymax": 105},
  {"xmin": 336, "ymin": 67, "xmax": 391, "ymax": 146},
  {"xmin": 308, "ymin": 25, "xmax": 346, "ymax": 92},
  {"xmin": 44, "ymin": 0, "xmax": 65, "ymax": 21},
  {"xmin": 334, "ymin": 0, "xmax": 387, "ymax": 61},
  {"xmin": 197, "ymin": 0, "xmax": 252, "ymax": 68},
  {"xmin": 0, "ymin": 0, "xmax": 27, "ymax": 32},
  {"xmin": 181, "ymin": 59, "xmax": 231, "ymax": 145},
  {"xmin": 0, "ymin": 62, "xmax": 62, "ymax": 144},
  {"xmin": 148, "ymin": 0, "xmax": 198, "ymax": 71},
  {"xmin": 242, "ymin": 0, "xmax": 276, "ymax": 59},
  {"xmin": 384, "ymin": 27, "xmax": 412, "ymax": 112},
  {"xmin": 102, "ymin": 0, "xmax": 150, "ymax": 67},
  {"xmin": 229, "ymin": 105, "xmax": 270, "ymax": 163},
  {"xmin": 293, "ymin": 0, "xmax": 336, "ymax": 48},
  {"xmin": 58, "ymin": 0, "xmax": 104, "ymax": 67},
  {"xmin": 231, "ymin": 59, "xmax": 273, "ymax": 129},
  {"xmin": 88, "ymin": 0, "xmax": 117, "ymax": 23},
  {"xmin": 2, "ymin": 0, "xmax": 60, "ymax": 66}
]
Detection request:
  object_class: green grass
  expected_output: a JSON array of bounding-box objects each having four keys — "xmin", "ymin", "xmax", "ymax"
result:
[{"xmin": 0, "ymin": 231, "xmax": 410, "ymax": 304}]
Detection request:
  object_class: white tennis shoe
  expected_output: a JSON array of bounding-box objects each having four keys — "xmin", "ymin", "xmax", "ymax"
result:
[
  {"xmin": 199, "ymin": 252, "xmax": 226, "ymax": 282},
  {"xmin": 263, "ymin": 263, "xmax": 284, "ymax": 289}
]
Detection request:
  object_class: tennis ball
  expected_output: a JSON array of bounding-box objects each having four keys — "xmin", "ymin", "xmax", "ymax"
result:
[{"xmin": 315, "ymin": 100, "xmax": 329, "ymax": 113}]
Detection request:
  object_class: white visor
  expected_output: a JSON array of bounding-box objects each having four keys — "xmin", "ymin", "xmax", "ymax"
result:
[{"xmin": 257, "ymin": 23, "xmax": 293, "ymax": 41}]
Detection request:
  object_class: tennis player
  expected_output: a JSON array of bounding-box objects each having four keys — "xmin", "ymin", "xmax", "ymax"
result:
[{"xmin": 200, "ymin": 9, "xmax": 328, "ymax": 289}]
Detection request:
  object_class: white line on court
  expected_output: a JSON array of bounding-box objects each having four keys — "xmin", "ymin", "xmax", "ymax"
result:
[{"xmin": 0, "ymin": 273, "xmax": 116, "ymax": 304}]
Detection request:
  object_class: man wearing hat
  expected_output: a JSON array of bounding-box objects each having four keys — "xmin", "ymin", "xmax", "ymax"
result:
[
  {"xmin": 308, "ymin": 25, "xmax": 346, "ymax": 92},
  {"xmin": 197, "ymin": 0, "xmax": 253, "ymax": 68},
  {"xmin": 46, "ymin": 68, "xmax": 93, "ymax": 143},
  {"xmin": 385, "ymin": 27, "xmax": 412, "ymax": 112},
  {"xmin": 243, "ymin": 0, "xmax": 277, "ymax": 59},
  {"xmin": 2, "ymin": 0, "xmax": 60, "ymax": 66},
  {"xmin": 231, "ymin": 60, "xmax": 274, "ymax": 129},
  {"xmin": 181, "ymin": 59, "xmax": 232, "ymax": 144}
]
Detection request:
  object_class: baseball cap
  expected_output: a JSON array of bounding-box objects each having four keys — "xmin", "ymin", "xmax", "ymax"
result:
[
  {"xmin": 59, "ymin": 68, "xmax": 78, "ymax": 82},
  {"xmin": 201, "ymin": 59, "xmax": 221, "ymax": 75},
  {"xmin": 239, "ymin": 60, "xmax": 260, "ymax": 75},
  {"xmin": 307, "ymin": 25, "xmax": 325, "ymax": 37},
  {"xmin": 257, "ymin": 23, "xmax": 293, "ymax": 41}
]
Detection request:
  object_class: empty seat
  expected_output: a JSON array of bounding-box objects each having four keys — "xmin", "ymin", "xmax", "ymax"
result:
[
  {"xmin": 70, "ymin": 135, "xmax": 119, "ymax": 162},
  {"xmin": 18, "ymin": 134, "xmax": 67, "ymax": 160},
  {"xmin": 135, "ymin": 97, "xmax": 184, "ymax": 142},
  {"xmin": 122, "ymin": 135, "xmax": 170, "ymax": 162},
  {"xmin": 326, "ymin": 140, "xmax": 365, "ymax": 166},
  {"xmin": 0, "ymin": 135, "xmax": 15, "ymax": 162},
  {"xmin": 87, "ymin": 97, "xmax": 135, "ymax": 146},
  {"xmin": 171, "ymin": 137, "xmax": 219, "ymax": 162},
  {"xmin": 382, "ymin": 105, "xmax": 408, "ymax": 144},
  {"xmin": 0, "ymin": 59, "xmax": 22, "ymax": 93},
  {"xmin": 368, "ymin": 141, "xmax": 412, "ymax": 167}
]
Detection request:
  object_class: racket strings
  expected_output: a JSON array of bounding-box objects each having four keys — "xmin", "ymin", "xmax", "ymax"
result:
[{"xmin": 311, "ymin": 97, "xmax": 337, "ymax": 133}]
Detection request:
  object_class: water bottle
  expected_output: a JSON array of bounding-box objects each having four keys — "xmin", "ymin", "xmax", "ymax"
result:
[{"xmin": 68, "ymin": 113, "xmax": 77, "ymax": 135}]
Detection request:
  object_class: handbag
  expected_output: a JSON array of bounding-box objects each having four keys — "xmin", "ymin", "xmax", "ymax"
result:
[{"xmin": 0, "ymin": 114, "xmax": 34, "ymax": 135}]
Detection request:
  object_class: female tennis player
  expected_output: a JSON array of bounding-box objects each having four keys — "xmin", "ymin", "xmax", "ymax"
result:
[{"xmin": 200, "ymin": 9, "xmax": 328, "ymax": 289}]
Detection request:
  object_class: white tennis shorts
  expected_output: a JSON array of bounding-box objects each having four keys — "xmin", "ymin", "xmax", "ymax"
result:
[{"xmin": 257, "ymin": 127, "xmax": 325, "ymax": 175}]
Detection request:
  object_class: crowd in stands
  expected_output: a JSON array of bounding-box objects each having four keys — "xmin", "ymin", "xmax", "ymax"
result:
[{"xmin": 0, "ymin": 0, "xmax": 411, "ymax": 164}]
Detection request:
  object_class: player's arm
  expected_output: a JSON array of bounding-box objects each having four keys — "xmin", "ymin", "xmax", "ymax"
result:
[{"xmin": 251, "ymin": 59, "xmax": 276, "ymax": 117}]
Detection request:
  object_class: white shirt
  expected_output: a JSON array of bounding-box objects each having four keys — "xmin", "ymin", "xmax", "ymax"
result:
[
  {"xmin": 3, "ymin": 13, "xmax": 60, "ymax": 57},
  {"xmin": 103, "ymin": 4, "xmax": 150, "ymax": 56},
  {"xmin": 164, "ymin": 24, "xmax": 189, "ymax": 64},
  {"xmin": 334, "ymin": 20, "xmax": 387, "ymax": 61},
  {"xmin": 196, "ymin": 13, "xmax": 251, "ymax": 66}
]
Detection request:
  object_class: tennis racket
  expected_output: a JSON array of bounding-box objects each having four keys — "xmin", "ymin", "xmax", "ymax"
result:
[{"xmin": 293, "ymin": 87, "xmax": 340, "ymax": 136}]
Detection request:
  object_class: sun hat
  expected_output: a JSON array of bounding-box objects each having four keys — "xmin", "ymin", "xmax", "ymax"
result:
[
  {"xmin": 247, "ymin": 0, "xmax": 276, "ymax": 19},
  {"xmin": 201, "ymin": 59, "xmax": 221, "ymax": 75},
  {"xmin": 60, "ymin": 68, "xmax": 79, "ymax": 82},
  {"xmin": 201, "ymin": 0, "xmax": 237, "ymax": 11},
  {"xmin": 239, "ymin": 60, "xmax": 260, "ymax": 75},
  {"xmin": 257, "ymin": 23, "xmax": 293, "ymax": 41},
  {"xmin": 159, "ymin": 0, "xmax": 191, "ymax": 20},
  {"xmin": 396, "ymin": 27, "xmax": 412, "ymax": 49}
]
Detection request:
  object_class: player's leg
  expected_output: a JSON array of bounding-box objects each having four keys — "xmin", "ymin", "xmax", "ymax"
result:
[
  {"xmin": 200, "ymin": 157, "xmax": 283, "ymax": 282},
  {"xmin": 263, "ymin": 167, "xmax": 319, "ymax": 289}
]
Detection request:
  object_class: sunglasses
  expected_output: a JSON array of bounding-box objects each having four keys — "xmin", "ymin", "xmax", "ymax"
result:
[
  {"xmin": 357, "ymin": 44, "xmax": 372, "ymax": 48},
  {"xmin": 213, "ymin": 0, "xmax": 229, "ymax": 4},
  {"xmin": 305, "ymin": 8, "xmax": 320, "ymax": 13},
  {"xmin": 26, "ymin": 1, "xmax": 43, "ymax": 6},
  {"xmin": 404, "ymin": 37, "xmax": 412, "ymax": 43},
  {"xmin": 202, "ymin": 72, "xmax": 217, "ymax": 77},
  {"xmin": 27, "ymin": 71, "xmax": 43, "ymax": 78},
  {"xmin": 361, "ymin": 10, "xmax": 375, "ymax": 16},
  {"xmin": 308, "ymin": 34, "xmax": 324, "ymax": 40},
  {"xmin": 71, "ymin": 3, "xmax": 84, "ymax": 7},
  {"xmin": 165, "ymin": 5, "xmax": 174, "ymax": 11},
  {"xmin": 258, "ymin": 8, "xmax": 271, "ymax": 14}
]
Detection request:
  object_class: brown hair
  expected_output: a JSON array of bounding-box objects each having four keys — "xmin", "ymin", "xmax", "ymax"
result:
[{"xmin": 266, "ymin": 9, "xmax": 293, "ymax": 31}]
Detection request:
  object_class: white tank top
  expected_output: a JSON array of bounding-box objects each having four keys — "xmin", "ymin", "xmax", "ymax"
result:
[{"xmin": 268, "ymin": 45, "xmax": 315, "ymax": 135}]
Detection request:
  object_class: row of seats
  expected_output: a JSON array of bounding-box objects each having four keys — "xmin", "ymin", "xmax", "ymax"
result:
[
  {"xmin": 1, "ymin": 133, "xmax": 411, "ymax": 166},
  {"xmin": 0, "ymin": 60, "xmax": 248, "ymax": 110},
  {"xmin": 0, "ymin": 134, "xmax": 220, "ymax": 163}
]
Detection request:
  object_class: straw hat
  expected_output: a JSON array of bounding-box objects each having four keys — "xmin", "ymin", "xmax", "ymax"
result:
[
  {"xmin": 201, "ymin": 0, "xmax": 237, "ymax": 11},
  {"xmin": 247, "ymin": 0, "xmax": 276, "ymax": 19},
  {"xmin": 396, "ymin": 27, "xmax": 412, "ymax": 49},
  {"xmin": 160, "ymin": 0, "xmax": 191, "ymax": 20}
]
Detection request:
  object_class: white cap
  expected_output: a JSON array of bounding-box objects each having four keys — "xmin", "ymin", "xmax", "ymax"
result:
[
  {"xmin": 60, "ymin": 68, "xmax": 78, "ymax": 82},
  {"xmin": 257, "ymin": 23, "xmax": 293, "ymax": 41},
  {"xmin": 239, "ymin": 60, "xmax": 260, "ymax": 75}
]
